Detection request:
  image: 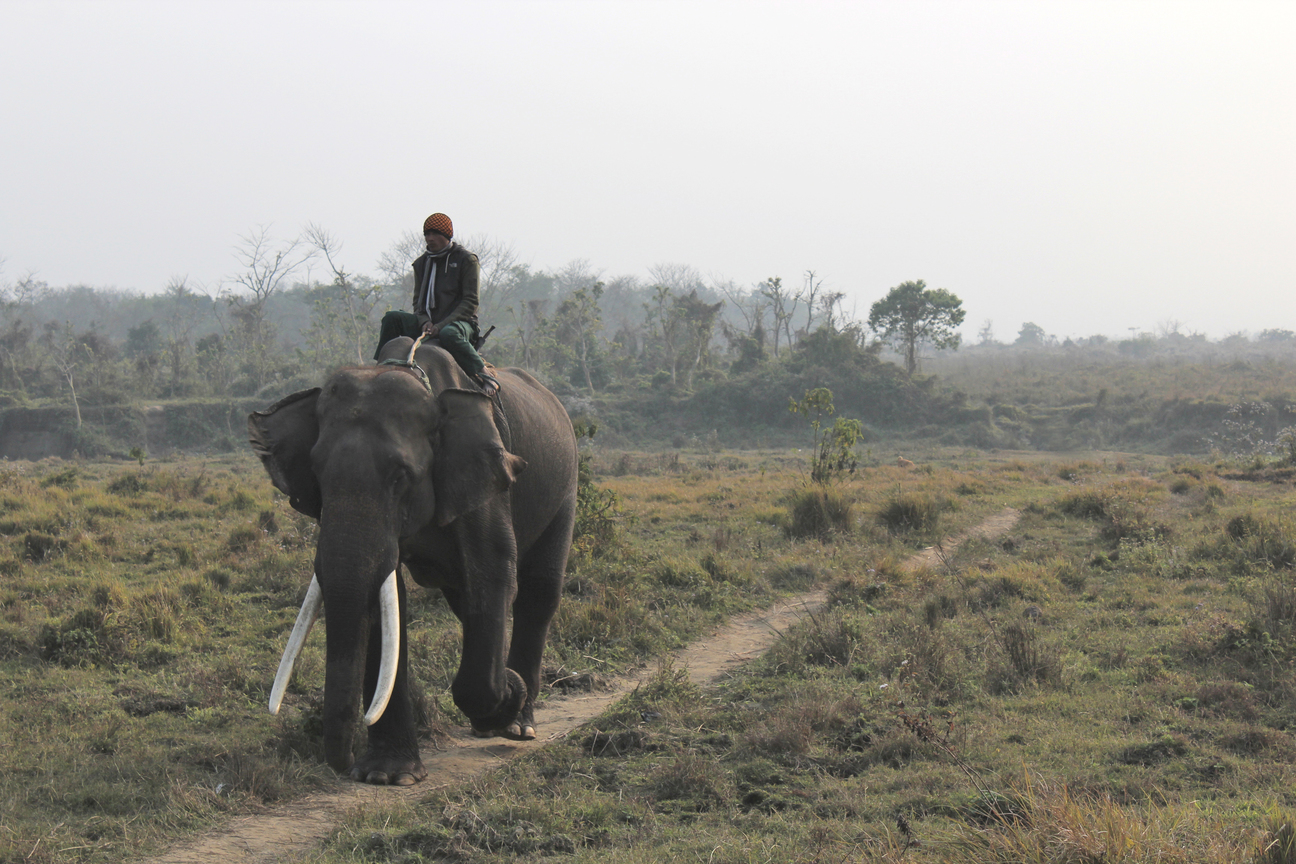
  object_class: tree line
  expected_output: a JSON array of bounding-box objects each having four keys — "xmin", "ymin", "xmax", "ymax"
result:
[
  {"xmin": 0, "ymin": 226, "xmax": 970, "ymax": 410},
  {"xmin": 3, "ymin": 227, "xmax": 1292, "ymax": 444}
]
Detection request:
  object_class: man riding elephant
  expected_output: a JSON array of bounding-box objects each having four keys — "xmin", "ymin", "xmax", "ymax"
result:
[{"xmin": 375, "ymin": 213, "xmax": 500, "ymax": 396}]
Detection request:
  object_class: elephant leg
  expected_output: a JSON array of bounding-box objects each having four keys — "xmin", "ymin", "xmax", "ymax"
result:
[
  {"xmin": 438, "ymin": 515, "xmax": 529, "ymax": 737},
  {"xmin": 454, "ymin": 599, "xmax": 528, "ymax": 736},
  {"xmin": 503, "ymin": 502, "xmax": 575, "ymax": 740},
  {"xmin": 352, "ymin": 572, "xmax": 427, "ymax": 786},
  {"xmin": 440, "ymin": 582, "xmax": 519, "ymax": 738}
]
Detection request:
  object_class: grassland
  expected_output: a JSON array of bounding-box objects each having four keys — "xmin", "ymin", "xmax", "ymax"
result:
[{"xmin": 2, "ymin": 444, "xmax": 1296, "ymax": 862}]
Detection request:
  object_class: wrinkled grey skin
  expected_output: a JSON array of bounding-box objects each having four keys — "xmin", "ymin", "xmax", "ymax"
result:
[{"xmin": 248, "ymin": 338, "xmax": 577, "ymax": 785}]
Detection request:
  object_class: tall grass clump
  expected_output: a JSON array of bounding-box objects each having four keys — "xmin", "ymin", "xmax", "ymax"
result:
[
  {"xmin": 987, "ymin": 622, "xmax": 1062, "ymax": 694},
  {"xmin": 1057, "ymin": 477, "xmax": 1164, "ymax": 542},
  {"xmin": 944, "ymin": 780, "xmax": 1279, "ymax": 863},
  {"xmin": 1226, "ymin": 514, "xmax": 1296, "ymax": 571},
  {"xmin": 784, "ymin": 486, "xmax": 854, "ymax": 539},
  {"xmin": 877, "ymin": 490, "xmax": 947, "ymax": 535}
]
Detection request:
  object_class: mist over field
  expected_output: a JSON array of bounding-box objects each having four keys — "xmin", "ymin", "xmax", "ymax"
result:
[{"xmin": 2, "ymin": 0, "xmax": 1293, "ymax": 343}]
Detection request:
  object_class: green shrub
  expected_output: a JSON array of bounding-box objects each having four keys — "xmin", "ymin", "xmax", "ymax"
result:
[
  {"xmin": 107, "ymin": 472, "xmax": 149, "ymax": 495},
  {"xmin": 571, "ymin": 450, "xmax": 624, "ymax": 564},
  {"xmin": 40, "ymin": 605, "xmax": 136, "ymax": 667},
  {"xmin": 40, "ymin": 467, "xmax": 79, "ymax": 489},
  {"xmin": 225, "ymin": 526, "xmax": 261, "ymax": 553},
  {"xmin": 1226, "ymin": 514, "xmax": 1296, "ymax": 570},
  {"xmin": 655, "ymin": 557, "xmax": 709, "ymax": 588},
  {"xmin": 23, "ymin": 531, "xmax": 61, "ymax": 562},
  {"xmin": 1057, "ymin": 480, "xmax": 1162, "ymax": 542}
]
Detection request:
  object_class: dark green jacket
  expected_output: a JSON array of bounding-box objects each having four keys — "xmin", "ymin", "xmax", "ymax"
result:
[{"xmin": 411, "ymin": 243, "xmax": 480, "ymax": 329}]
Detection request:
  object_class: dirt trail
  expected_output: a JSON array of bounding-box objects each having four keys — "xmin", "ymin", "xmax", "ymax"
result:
[{"xmin": 144, "ymin": 508, "xmax": 1019, "ymax": 864}]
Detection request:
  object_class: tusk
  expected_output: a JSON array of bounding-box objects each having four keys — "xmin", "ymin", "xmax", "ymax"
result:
[
  {"xmin": 364, "ymin": 570, "xmax": 401, "ymax": 726},
  {"xmin": 269, "ymin": 575, "xmax": 323, "ymax": 715}
]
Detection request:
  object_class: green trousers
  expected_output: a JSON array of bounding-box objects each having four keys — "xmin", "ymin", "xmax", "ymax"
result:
[{"xmin": 374, "ymin": 312, "xmax": 485, "ymax": 376}]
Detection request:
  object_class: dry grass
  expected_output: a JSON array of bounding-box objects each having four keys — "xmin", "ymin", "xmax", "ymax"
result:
[{"xmin": 7, "ymin": 446, "xmax": 1296, "ymax": 863}]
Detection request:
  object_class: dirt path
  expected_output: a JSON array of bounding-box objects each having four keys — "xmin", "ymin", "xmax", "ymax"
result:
[
  {"xmin": 903, "ymin": 506, "xmax": 1020, "ymax": 571},
  {"xmin": 144, "ymin": 508, "xmax": 1019, "ymax": 864}
]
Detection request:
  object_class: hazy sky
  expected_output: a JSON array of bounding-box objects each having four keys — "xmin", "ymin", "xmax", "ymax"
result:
[{"xmin": 2, "ymin": 0, "xmax": 1292, "ymax": 341}]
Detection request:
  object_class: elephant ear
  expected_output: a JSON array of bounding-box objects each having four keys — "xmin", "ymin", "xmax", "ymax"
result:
[
  {"xmin": 248, "ymin": 388, "xmax": 323, "ymax": 519},
  {"xmin": 433, "ymin": 389, "xmax": 527, "ymax": 527}
]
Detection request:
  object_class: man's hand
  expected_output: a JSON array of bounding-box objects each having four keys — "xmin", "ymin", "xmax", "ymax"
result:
[{"xmin": 422, "ymin": 323, "xmax": 440, "ymax": 338}]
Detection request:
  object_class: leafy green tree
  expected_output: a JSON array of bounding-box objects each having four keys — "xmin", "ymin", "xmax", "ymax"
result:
[
  {"xmin": 867, "ymin": 280, "xmax": 965, "ymax": 375},
  {"xmin": 548, "ymin": 282, "xmax": 606, "ymax": 394},
  {"xmin": 644, "ymin": 283, "xmax": 684, "ymax": 386},
  {"xmin": 1015, "ymin": 321, "xmax": 1048, "ymax": 347},
  {"xmin": 789, "ymin": 387, "xmax": 863, "ymax": 486},
  {"xmin": 673, "ymin": 291, "xmax": 723, "ymax": 390},
  {"xmin": 646, "ymin": 286, "xmax": 723, "ymax": 389},
  {"xmin": 125, "ymin": 319, "xmax": 162, "ymax": 358}
]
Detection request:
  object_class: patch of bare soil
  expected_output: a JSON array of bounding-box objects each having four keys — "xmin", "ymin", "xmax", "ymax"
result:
[{"xmin": 144, "ymin": 508, "xmax": 1020, "ymax": 864}]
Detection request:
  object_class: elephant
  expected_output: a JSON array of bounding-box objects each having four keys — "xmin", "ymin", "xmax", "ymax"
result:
[{"xmin": 247, "ymin": 336, "xmax": 577, "ymax": 785}]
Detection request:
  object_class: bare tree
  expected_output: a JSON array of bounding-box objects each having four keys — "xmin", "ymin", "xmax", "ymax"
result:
[
  {"xmin": 757, "ymin": 276, "xmax": 799, "ymax": 357},
  {"xmin": 50, "ymin": 322, "xmax": 82, "ymax": 428},
  {"xmin": 553, "ymin": 259, "xmax": 604, "ymax": 296},
  {"xmin": 459, "ymin": 233, "xmax": 522, "ymax": 324},
  {"xmin": 977, "ymin": 319, "xmax": 996, "ymax": 346},
  {"xmin": 224, "ymin": 225, "xmax": 314, "ymax": 391},
  {"xmin": 646, "ymin": 262, "xmax": 705, "ymax": 296},
  {"xmin": 305, "ymin": 222, "xmax": 385, "ymax": 364},
  {"xmin": 819, "ymin": 290, "xmax": 849, "ymax": 331},
  {"xmin": 377, "ymin": 229, "xmax": 425, "ymax": 294},
  {"xmin": 160, "ymin": 275, "xmax": 209, "ymax": 396},
  {"xmin": 717, "ymin": 279, "xmax": 767, "ymax": 337},
  {"xmin": 1156, "ymin": 319, "xmax": 1184, "ymax": 339},
  {"xmin": 800, "ymin": 270, "xmax": 823, "ymax": 334}
]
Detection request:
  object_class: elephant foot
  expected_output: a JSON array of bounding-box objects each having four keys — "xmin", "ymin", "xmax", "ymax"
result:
[
  {"xmin": 473, "ymin": 702, "xmax": 537, "ymax": 740},
  {"xmin": 468, "ymin": 721, "xmax": 536, "ymax": 740},
  {"xmin": 505, "ymin": 721, "xmax": 537, "ymax": 740},
  {"xmin": 464, "ymin": 670, "xmax": 528, "ymax": 739},
  {"xmin": 348, "ymin": 752, "xmax": 427, "ymax": 786},
  {"xmin": 504, "ymin": 704, "xmax": 538, "ymax": 740}
]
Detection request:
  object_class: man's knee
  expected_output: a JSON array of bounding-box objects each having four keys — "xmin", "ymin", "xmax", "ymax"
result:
[{"xmin": 438, "ymin": 322, "xmax": 473, "ymax": 348}]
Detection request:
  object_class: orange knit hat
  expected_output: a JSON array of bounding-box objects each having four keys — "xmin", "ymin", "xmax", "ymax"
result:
[{"xmin": 423, "ymin": 213, "xmax": 453, "ymax": 239}]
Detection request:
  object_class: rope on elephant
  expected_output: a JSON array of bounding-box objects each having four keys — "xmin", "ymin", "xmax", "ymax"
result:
[
  {"xmin": 406, "ymin": 332, "xmax": 428, "ymax": 363},
  {"xmin": 376, "ymin": 333, "xmax": 432, "ymax": 393}
]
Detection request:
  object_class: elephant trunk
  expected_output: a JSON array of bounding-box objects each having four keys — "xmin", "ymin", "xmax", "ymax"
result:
[
  {"xmin": 323, "ymin": 638, "xmax": 364, "ymax": 772},
  {"xmin": 314, "ymin": 509, "xmax": 402, "ymax": 774}
]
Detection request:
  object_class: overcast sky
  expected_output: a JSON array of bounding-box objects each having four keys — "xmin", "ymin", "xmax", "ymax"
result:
[{"xmin": 2, "ymin": 0, "xmax": 1292, "ymax": 341}]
